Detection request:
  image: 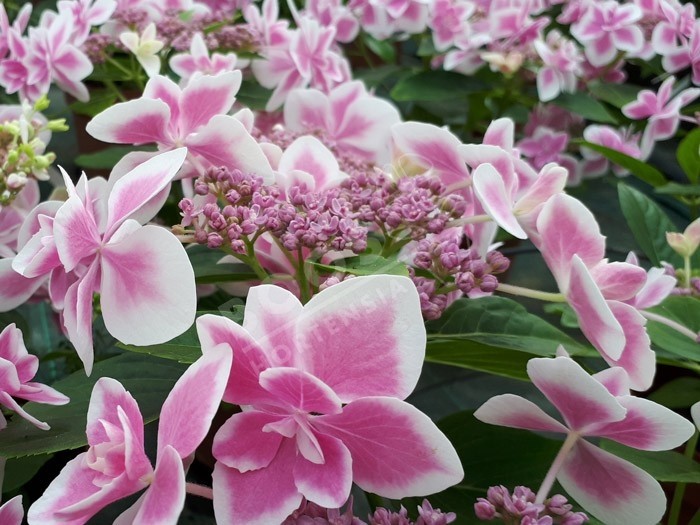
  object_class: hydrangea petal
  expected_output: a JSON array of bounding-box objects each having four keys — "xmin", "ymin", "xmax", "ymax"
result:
[
  {"xmin": 527, "ymin": 356, "xmax": 626, "ymax": 432},
  {"xmin": 474, "ymin": 393, "xmax": 569, "ymax": 433},
  {"xmin": 316, "ymin": 397, "xmax": 463, "ymax": 499},
  {"xmin": 558, "ymin": 439, "xmax": 666, "ymax": 525},
  {"xmin": 100, "ymin": 223, "xmax": 196, "ymax": 347},
  {"xmin": 132, "ymin": 445, "xmax": 185, "ymax": 525},
  {"xmin": 85, "ymin": 98, "xmax": 172, "ymax": 146},
  {"xmin": 472, "ymin": 163, "xmax": 526, "ymax": 239},
  {"xmin": 258, "ymin": 367, "xmax": 342, "ymax": 414},
  {"xmin": 0, "ymin": 496, "xmax": 23, "ymax": 525},
  {"xmin": 212, "ymin": 440, "xmax": 302, "ymax": 525},
  {"xmin": 297, "ymin": 275, "xmax": 425, "ymax": 402},
  {"xmin": 293, "ymin": 433, "xmax": 352, "ymax": 508},
  {"xmin": 213, "ymin": 411, "xmax": 284, "ymax": 472}
]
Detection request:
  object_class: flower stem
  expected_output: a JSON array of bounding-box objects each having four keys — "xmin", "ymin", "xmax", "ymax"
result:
[
  {"xmin": 668, "ymin": 429, "xmax": 699, "ymax": 525},
  {"xmin": 535, "ymin": 433, "xmax": 579, "ymax": 504},
  {"xmin": 685, "ymin": 255, "xmax": 692, "ymax": 290},
  {"xmin": 496, "ymin": 283, "xmax": 567, "ymax": 303},
  {"xmin": 641, "ymin": 310, "xmax": 699, "ymax": 342},
  {"xmin": 296, "ymin": 249, "xmax": 311, "ymax": 304},
  {"xmin": 185, "ymin": 482, "xmax": 213, "ymax": 500},
  {"xmin": 450, "ymin": 214, "xmax": 493, "ymax": 227}
]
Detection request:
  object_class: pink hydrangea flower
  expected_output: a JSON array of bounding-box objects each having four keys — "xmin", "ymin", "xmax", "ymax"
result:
[
  {"xmin": 475, "ymin": 355, "xmax": 695, "ymax": 525},
  {"xmin": 428, "ymin": 0, "xmax": 475, "ymax": 52},
  {"xmin": 663, "ymin": 19, "xmax": 700, "ymax": 84},
  {"xmin": 10, "ymin": 150, "xmax": 197, "ymax": 374},
  {"xmin": 28, "ymin": 345, "xmax": 231, "ymax": 524},
  {"xmin": 623, "ymin": 252, "xmax": 676, "ymax": 310},
  {"xmin": 348, "ymin": 0, "xmax": 431, "ymax": 40},
  {"xmin": 0, "ymin": 323, "xmax": 69, "ymax": 430},
  {"xmin": 622, "ymin": 75, "xmax": 700, "ymax": 155},
  {"xmin": 535, "ymin": 194, "xmax": 657, "ymax": 389},
  {"xmin": 580, "ymin": 125, "xmax": 643, "ymax": 179},
  {"xmin": 0, "ymin": 3, "xmax": 32, "ymax": 58},
  {"xmin": 534, "ymin": 30, "xmax": 584, "ymax": 102},
  {"xmin": 198, "ymin": 276, "xmax": 464, "ymax": 524},
  {"xmin": 169, "ymin": 32, "xmax": 242, "ymax": 84},
  {"xmin": 56, "ymin": 0, "xmax": 117, "ymax": 43},
  {"xmin": 252, "ymin": 16, "xmax": 350, "ymax": 111},
  {"xmin": 284, "ymin": 81, "xmax": 401, "ymax": 165},
  {"xmin": 86, "ymin": 72, "xmax": 274, "ymax": 181},
  {"xmin": 571, "ymin": 0, "xmax": 644, "ymax": 67},
  {"xmin": 650, "ymin": 0, "xmax": 696, "ymax": 56},
  {"xmin": 0, "ymin": 179, "xmax": 40, "ymax": 257},
  {"xmin": 303, "ymin": 0, "xmax": 359, "ymax": 43}
]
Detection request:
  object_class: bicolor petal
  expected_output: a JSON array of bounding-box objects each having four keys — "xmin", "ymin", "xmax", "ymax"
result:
[{"xmin": 474, "ymin": 393, "xmax": 569, "ymax": 433}]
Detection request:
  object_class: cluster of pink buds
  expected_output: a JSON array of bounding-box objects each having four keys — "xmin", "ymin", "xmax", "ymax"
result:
[
  {"xmin": 341, "ymin": 172, "xmax": 468, "ymax": 243},
  {"xmin": 475, "ymin": 486, "xmax": 588, "ymax": 525},
  {"xmin": 283, "ymin": 497, "xmax": 456, "ymax": 525}
]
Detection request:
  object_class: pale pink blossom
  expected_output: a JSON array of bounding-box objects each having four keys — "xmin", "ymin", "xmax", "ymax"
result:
[
  {"xmin": 28, "ymin": 346, "xmax": 231, "ymax": 524},
  {"xmin": 24, "ymin": 14, "xmax": 94, "ymax": 101},
  {"xmin": 534, "ymin": 30, "xmax": 584, "ymax": 102},
  {"xmin": 349, "ymin": 0, "xmax": 431, "ymax": 39},
  {"xmin": 201, "ymin": 276, "xmax": 464, "ymax": 524},
  {"xmin": 169, "ymin": 32, "xmax": 241, "ymax": 84},
  {"xmin": 284, "ymin": 81, "xmax": 401, "ymax": 165},
  {"xmin": 273, "ymin": 135, "xmax": 349, "ymax": 192},
  {"xmin": 650, "ymin": 0, "xmax": 696, "ymax": 56},
  {"xmin": 252, "ymin": 16, "xmax": 350, "ymax": 111},
  {"xmin": 86, "ymin": 72, "xmax": 274, "ymax": 181},
  {"xmin": 244, "ymin": 0, "xmax": 290, "ymax": 47},
  {"xmin": 428, "ymin": 0, "xmax": 475, "ymax": 52},
  {"xmin": 623, "ymin": 252, "xmax": 676, "ymax": 310},
  {"xmin": 475, "ymin": 355, "xmax": 695, "ymax": 525},
  {"xmin": 535, "ymin": 194, "xmax": 657, "ymax": 389},
  {"xmin": 0, "ymin": 323, "xmax": 69, "ymax": 430},
  {"xmin": 304, "ymin": 0, "xmax": 359, "ymax": 43},
  {"xmin": 663, "ymin": 19, "xmax": 700, "ymax": 84},
  {"xmin": 571, "ymin": 1, "xmax": 644, "ymax": 67},
  {"xmin": 11, "ymin": 150, "xmax": 197, "ymax": 374},
  {"xmin": 56, "ymin": 0, "xmax": 117, "ymax": 43},
  {"xmin": 580, "ymin": 125, "xmax": 643, "ymax": 179},
  {"xmin": 622, "ymin": 76, "xmax": 700, "ymax": 155},
  {"xmin": 666, "ymin": 217, "xmax": 700, "ymax": 258},
  {"xmin": 0, "ymin": 3, "xmax": 32, "ymax": 58},
  {"xmin": 0, "ymin": 179, "xmax": 40, "ymax": 257}
]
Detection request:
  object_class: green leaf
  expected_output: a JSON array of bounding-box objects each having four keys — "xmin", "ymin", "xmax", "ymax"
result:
[
  {"xmin": 426, "ymin": 296, "xmax": 588, "ymax": 355},
  {"xmin": 391, "ymin": 70, "xmax": 488, "ymax": 102},
  {"xmin": 188, "ymin": 246, "xmax": 258, "ymax": 284},
  {"xmin": 601, "ymin": 440, "xmax": 700, "ymax": 483},
  {"xmin": 678, "ymin": 127, "xmax": 700, "ymax": 184},
  {"xmin": 401, "ymin": 411, "xmax": 561, "ymax": 523},
  {"xmin": 654, "ymin": 182, "xmax": 700, "ymax": 196},
  {"xmin": 425, "ymin": 339, "xmax": 531, "ymax": 380},
  {"xmin": 3, "ymin": 454, "xmax": 53, "ymax": 492},
  {"xmin": 617, "ymin": 183, "xmax": 681, "ymax": 266},
  {"xmin": 75, "ymin": 145, "xmax": 154, "ymax": 170},
  {"xmin": 553, "ymin": 92, "xmax": 618, "ymax": 124},
  {"xmin": 587, "ymin": 82, "xmax": 642, "ymax": 108},
  {"xmin": 236, "ymin": 79, "xmax": 272, "ymax": 111},
  {"xmin": 69, "ymin": 89, "xmax": 117, "ymax": 117},
  {"xmin": 646, "ymin": 296, "xmax": 700, "ymax": 361},
  {"xmin": 354, "ymin": 65, "xmax": 403, "ymax": 88},
  {"xmin": 580, "ymin": 142, "xmax": 667, "ymax": 187},
  {"xmin": 543, "ymin": 303, "xmax": 580, "ymax": 329},
  {"xmin": 309, "ymin": 254, "xmax": 409, "ymax": 277},
  {"xmin": 118, "ymin": 310, "xmax": 243, "ymax": 363},
  {"xmin": 649, "ymin": 377, "xmax": 700, "ymax": 408},
  {"xmin": 363, "ymin": 34, "xmax": 396, "ymax": 63},
  {"xmin": 0, "ymin": 353, "xmax": 187, "ymax": 458},
  {"xmin": 417, "ymin": 36, "xmax": 437, "ymax": 57}
]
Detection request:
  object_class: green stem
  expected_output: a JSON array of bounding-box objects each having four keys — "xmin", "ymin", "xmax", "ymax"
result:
[
  {"xmin": 685, "ymin": 255, "xmax": 692, "ymax": 290},
  {"xmin": 103, "ymin": 79, "xmax": 128, "ymax": 102},
  {"xmin": 496, "ymin": 283, "xmax": 567, "ymax": 303},
  {"xmin": 535, "ymin": 433, "xmax": 580, "ymax": 504},
  {"xmin": 641, "ymin": 310, "xmax": 698, "ymax": 342},
  {"xmin": 236, "ymin": 240, "xmax": 269, "ymax": 281},
  {"xmin": 668, "ymin": 430, "xmax": 699, "ymax": 525},
  {"xmin": 296, "ymin": 249, "xmax": 311, "ymax": 304},
  {"xmin": 105, "ymin": 56, "xmax": 133, "ymax": 77}
]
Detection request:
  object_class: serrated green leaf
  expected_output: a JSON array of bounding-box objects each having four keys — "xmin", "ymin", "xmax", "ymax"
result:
[
  {"xmin": 426, "ymin": 296, "xmax": 588, "ymax": 355},
  {"xmin": 649, "ymin": 377, "xmax": 700, "ymax": 408},
  {"xmin": 654, "ymin": 182, "xmax": 700, "ymax": 196},
  {"xmin": 580, "ymin": 142, "xmax": 666, "ymax": 187},
  {"xmin": 309, "ymin": 254, "xmax": 409, "ymax": 277},
  {"xmin": 601, "ymin": 440, "xmax": 700, "ymax": 483},
  {"xmin": 587, "ymin": 82, "xmax": 642, "ymax": 108},
  {"xmin": 75, "ymin": 145, "xmax": 154, "ymax": 170},
  {"xmin": 3, "ymin": 454, "xmax": 53, "ymax": 492},
  {"xmin": 118, "ymin": 310, "xmax": 243, "ymax": 363},
  {"xmin": 69, "ymin": 89, "xmax": 117, "ymax": 117},
  {"xmin": 425, "ymin": 339, "xmax": 532, "ymax": 380},
  {"xmin": 646, "ymin": 296, "xmax": 700, "ymax": 361},
  {"xmin": 617, "ymin": 183, "xmax": 682, "ymax": 266},
  {"xmin": 678, "ymin": 127, "xmax": 700, "ymax": 183},
  {"xmin": 391, "ymin": 71, "xmax": 488, "ymax": 102},
  {"xmin": 553, "ymin": 92, "xmax": 618, "ymax": 124},
  {"xmin": 236, "ymin": 79, "xmax": 272, "ymax": 111},
  {"xmin": 0, "ymin": 353, "xmax": 187, "ymax": 458},
  {"xmin": 363, "ymin": 34, "xmax": 396, "ymax": 63}
]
